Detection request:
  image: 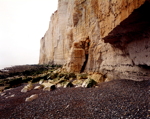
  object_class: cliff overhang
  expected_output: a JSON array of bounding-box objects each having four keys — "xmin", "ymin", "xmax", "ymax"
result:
[{"xmin": 103, "ymin": 1, "xmax": 150, "ymax": 67}]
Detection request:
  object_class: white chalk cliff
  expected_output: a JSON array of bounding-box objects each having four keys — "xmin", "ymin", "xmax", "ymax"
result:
[{"xmin": 39, "ymin": 0, "xmax": 150, "ymax": 81}]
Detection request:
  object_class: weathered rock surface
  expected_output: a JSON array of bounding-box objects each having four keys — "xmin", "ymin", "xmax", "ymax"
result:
[{"xmin": 39, "ymin": 0, "xmax": 150, "ymax": 81}]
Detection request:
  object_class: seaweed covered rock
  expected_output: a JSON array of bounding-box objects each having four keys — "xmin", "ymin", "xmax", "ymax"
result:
[
  {"xmin": 32, "ymin": 73, "xmax": 49, "ymax": 83},
  {"xmin": 47, "ymin": 73, "xmax": 58, "ymax": 80},
  {"xmin": 82, "ymin": 79, "xmax": 96, "ymax": 88},
  {"xmin": 42, "ymin": 83, "xmax": 56, "ymax": 91},
  {"xmin": 72, "ymin": 79, "xmax": 84, "ymax": 87},
  {"xmin": 59, "ymin": 81, "xmax": 73, "ymax": 88}
]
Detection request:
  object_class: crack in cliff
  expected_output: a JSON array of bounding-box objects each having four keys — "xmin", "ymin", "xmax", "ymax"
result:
[
  {"xmin": 80, "ymin": 54, "xmax": 88, "ymax": 73},
  {"xmin": 80, "ymin": 37, "xmax": 90, "ymax": 73}
]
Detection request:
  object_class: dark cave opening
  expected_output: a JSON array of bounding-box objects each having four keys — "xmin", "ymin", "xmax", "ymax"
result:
[
  {"xmin": 138, "ymin": 64, "xmax": 150, "ymax": 70},
  {"xmin": 103, "ymin": 0, "xmax": 150, "ymax": 47},
  {"xmin": 103, "ymin": 0, "xmax": 150, "ymax": 71},
  {"xmin": 80, "ymin": 37, "xmax": 90, "ymax": 73},
  {"xmin": 80, "ymin": 54, "xmax": 88, "ymax": 73}
]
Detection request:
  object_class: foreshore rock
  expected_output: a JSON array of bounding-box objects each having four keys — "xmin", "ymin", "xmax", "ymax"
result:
[
  {"xmin": 21, "ymin": 82, "xmax": 33, "ymax": 93},
  {"xmin": 42, "ymin": 83, "xmax": 56, "ymax": 91},
  {"xmin": 39, "ymin": 0, "xmax": 150, "ymax": 81},
  {"xmin": 82, "ymin": 78, "xmax": 96, "ymax": 88}
]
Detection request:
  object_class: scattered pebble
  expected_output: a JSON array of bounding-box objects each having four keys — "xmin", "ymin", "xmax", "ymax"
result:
[{"xmin": 1, "ymin": 93, "xmax": 6, "ymax": 96}]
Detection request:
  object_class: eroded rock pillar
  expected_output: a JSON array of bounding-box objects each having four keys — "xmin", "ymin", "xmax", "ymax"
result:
[{"xmin": 67, "ymin": 37, "xmax": 90, "ymax": 73}]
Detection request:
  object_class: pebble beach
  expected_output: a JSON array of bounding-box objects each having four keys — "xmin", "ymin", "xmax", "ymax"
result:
[{"xmin": 0, "ymin": 79, "xmax": 149, "ymax": 119}]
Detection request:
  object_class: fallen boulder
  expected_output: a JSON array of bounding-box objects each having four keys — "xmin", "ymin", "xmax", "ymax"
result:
[
  {"xmin": 63, "ymin": 81, "xmax": 73, "ymax": 88},
  {"xmin": 90, "ymin": 73, "xmax": 105, "ymax": 83},
  {"xmin": 21, "ymin": 82, "xmax": 33, "ymax": 93}
]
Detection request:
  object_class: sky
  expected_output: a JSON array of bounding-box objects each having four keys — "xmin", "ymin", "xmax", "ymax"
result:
[{"xmin": 0, "ymin": 0, "xmax": 58, "ymax": 69}]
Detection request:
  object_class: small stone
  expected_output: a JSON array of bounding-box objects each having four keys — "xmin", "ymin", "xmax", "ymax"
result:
[
  {"xmin": 25, "ymin": 94, "xmax": 38, "ymax": 102},
  {"xmin": 21, "ymin": 88, "xmax": 28, "ymax": 93},
  {"xmin": 65, "ymin": 105, "xmax": 69, "ymax": 109},
  {"xmin": 34, "ymin": 85, "xmax": 43, "ymax": 90},
  {"xmin": 1, "ymin": 93, "xmax": 6, "ymax": 96},
  {"xmin": 10, "ymin": 94, "xmax": 15, "ymax": 97}
]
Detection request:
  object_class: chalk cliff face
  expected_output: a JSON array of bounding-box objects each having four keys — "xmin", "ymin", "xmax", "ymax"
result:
[{"xmin": 39, "ymin": 0, "xmax": 150, "ymax": 81}]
